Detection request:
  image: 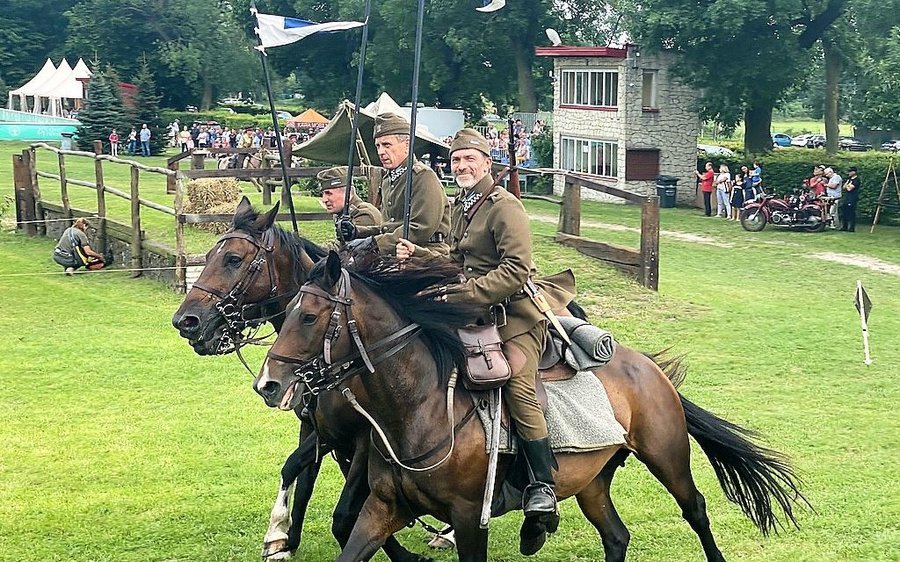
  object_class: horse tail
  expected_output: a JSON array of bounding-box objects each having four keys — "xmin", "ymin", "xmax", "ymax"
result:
[
  {"xmin": 679, "ymin": 395, "xmax": 811, "ymax": 535},
  {"xmin": 643, "ymin": 348, "xmax": 688, "ymax": 389}
]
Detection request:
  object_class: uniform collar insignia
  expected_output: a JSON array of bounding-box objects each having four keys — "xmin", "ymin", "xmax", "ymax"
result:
[
  {"xmin": 389, "ymin": 165, "xmax": 408, "ymax": 183},
  {"xmin": 460, "ymin": 189, "xmax": 483, "ymax": 213}
]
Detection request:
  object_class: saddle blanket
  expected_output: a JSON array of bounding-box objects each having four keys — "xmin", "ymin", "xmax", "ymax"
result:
[{"xmin": 476, "ymin": 369, "xmax": 627, "ymax": 455}]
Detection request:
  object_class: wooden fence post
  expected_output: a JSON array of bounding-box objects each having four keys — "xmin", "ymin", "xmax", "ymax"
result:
[
  {"xmin": 13, "ymin": 153, "xmax": 37, "ymax": 235},
  {"xmin": 93, "ymin": 140, "xmax": 108, "ymax": 255},
  {"xmin": 640, "ymin": 195, "xmax": 660, "ymax": 291},
  {"xmin": 174, "ymin": 171, "xmax": 186, "ymax": 293},
  {"xmin": 166, "ymin": 160, "xmax": 178, "ymax": 194},
  {"xmin": 281, "ymin": 138, "xmax": 294, "ymax": 208},
  {"xmin": 559, "ymin": 175, "xmax": 581, "ymax": 236},
  {"xmin": 130, "ymin": 166, "xmax": 143, "ymax": 277},
  {"xmin": 190, "ymin": 150, "xmax": 205, "ymax": 172},
  {"xmin": 262, "ymin": 151, "xmax": 273, "ymax": 206},
  {"xmin": 58, "ymin": 151, "xmax": 70, "ymax": 217},
  {"xmin": 25, "ymin": 147, "xmax": 45, "ymax": 236}
]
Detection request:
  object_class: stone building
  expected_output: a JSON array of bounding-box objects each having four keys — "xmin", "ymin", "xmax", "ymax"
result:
[{"xmin": 536, "ymin": 45, "xmax": 700, "ymax": 204}]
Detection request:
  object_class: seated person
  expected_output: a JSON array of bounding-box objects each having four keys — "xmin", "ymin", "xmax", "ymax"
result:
[
  {"xmin": 318, "ymin": 166, "xmax": 383, "ymax": 231},
  {"xmin": 52, "ymin": 217, "xmax": 106, "ymax": 275}
]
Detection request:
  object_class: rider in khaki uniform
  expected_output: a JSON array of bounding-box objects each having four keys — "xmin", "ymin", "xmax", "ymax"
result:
[
  {"xmin": 338, "ymin": 112, "xmax": 450, "ymax": 256},
  {"xmin": 397, "ymin": 128, "xmax": 574, "ymax": 554},
  {"xmin": 317, "ymin": 166, "xmax": 383, "ymax": 228}
]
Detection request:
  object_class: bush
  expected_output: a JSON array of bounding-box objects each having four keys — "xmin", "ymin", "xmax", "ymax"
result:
[
  {"xmin": 697, "ymin": 149, "xmax": 898, "ymax": 223},
  {"xmin": 159, "ymin": 109, "xmax": 276, "ymax": 130}
]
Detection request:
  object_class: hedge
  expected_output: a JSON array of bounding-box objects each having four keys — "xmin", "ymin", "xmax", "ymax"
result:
[
  {"xmin": 159, "ymin": 109, "xmax": 281, "ymax": 130},
  {"xmin": 698, "ymin": 149, "xmax": 899, "ymax": 224}
]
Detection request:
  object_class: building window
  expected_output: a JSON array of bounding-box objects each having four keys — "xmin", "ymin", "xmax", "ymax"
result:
[
  {"xmin": 642, "ymin": 70, "xmax": 658, "ymax": 110},
  {"xmin": 561, "ymin": 136, "xmax": 619, "ymax": 178},
  {"xmin": 560, "ymin": 69, "xmax": 619, "ymax": 108},
  {"xmin": 625, "ymin": 149, "xmax": 660, "ymax": 180}
]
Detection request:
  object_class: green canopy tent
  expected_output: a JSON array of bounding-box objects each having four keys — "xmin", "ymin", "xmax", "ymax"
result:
[{"xmin": 293, "ymin": 94, "xmax": 450, "ymax": 165}]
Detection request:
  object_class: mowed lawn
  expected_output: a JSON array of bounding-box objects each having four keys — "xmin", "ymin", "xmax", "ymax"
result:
[{"xmin": 1, "ymin": 170, "xmax": 899, "ymax": 560}]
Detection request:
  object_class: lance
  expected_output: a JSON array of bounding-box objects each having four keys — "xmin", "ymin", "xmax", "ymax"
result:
[
  {"xmin": 338, "ymin": 0, "xmax": 373, "ymax": 244},
  {"xmin": 402, "ymin": 0, "xmax": 427, "ymax": 239},
  {"xmin": 250, "ymin": 0, "xmax": 298, "ymax": 233}
]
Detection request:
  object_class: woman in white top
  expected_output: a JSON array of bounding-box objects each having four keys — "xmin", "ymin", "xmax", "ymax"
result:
[{"xmin": 714, "ymin": 164, "xmax": 732, "ymax": 218}]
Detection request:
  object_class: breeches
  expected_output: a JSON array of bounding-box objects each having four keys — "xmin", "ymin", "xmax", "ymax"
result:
[{"xmin": 503, "ymin": 321, "xmax": 548, "ymax": 441}]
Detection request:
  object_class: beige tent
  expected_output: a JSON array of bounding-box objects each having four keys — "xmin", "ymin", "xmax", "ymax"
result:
[
  {"xmin": 287, "ymin": 108, "xmax": 329, "ymax": 126},
  {"xmin": 8, "ymin": 59, "xmax": 57, "ymax": 112},
  {"xmin": 294, "ymin": 93, "xmax": 450, "ymax": 165}
]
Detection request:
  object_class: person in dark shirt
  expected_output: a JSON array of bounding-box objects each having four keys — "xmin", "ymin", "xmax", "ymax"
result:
[
  {"xmin": 840, "ymin": 167, "xmax": 861, "ymax": 232},
  {"xmin": 52, "ymin": 218, "xmax": 106, "ymax": 275}
]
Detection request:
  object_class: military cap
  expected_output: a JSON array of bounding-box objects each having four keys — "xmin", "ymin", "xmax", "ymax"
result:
[
  {"xmin": 450, "ymin": 128, "xmax": 491, "ymax": 157},
  {"xmin": 373, "ymin": 112, "xmax": 410, "ymax": 138},
  {"xmin": 316, "ymin": 166, "xmax": 347, "ymax": 191}
]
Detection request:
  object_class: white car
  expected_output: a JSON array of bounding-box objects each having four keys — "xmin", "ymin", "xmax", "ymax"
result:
[
  {"xmin": 791, "ymin": 134, "xmax": 811, "ymax": 147},
  {"xmin": 697, "ymin": 144, "xmax": 736, "ymax": 156}
]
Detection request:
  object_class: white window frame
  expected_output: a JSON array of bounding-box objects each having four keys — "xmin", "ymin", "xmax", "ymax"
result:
[
  {"xmin": 560, "ymin": 69, "xmax": 619, "ymax": 108},
  {"xmin": 642, "ymin": 70, "xmax": 658, "ymax": 109},
  {"xmin": 560, "ymin": 136, "xmax": 619, "ymax": 178}
]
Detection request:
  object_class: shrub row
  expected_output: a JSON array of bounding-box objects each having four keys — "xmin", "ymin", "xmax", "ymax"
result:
[
  {"xmin": 698, "ymin": 149, "xmax": 899, "ymax": 223},
  {"xmin": 159, "ymin": 109, "xmax": 278, "ymax": 130}
]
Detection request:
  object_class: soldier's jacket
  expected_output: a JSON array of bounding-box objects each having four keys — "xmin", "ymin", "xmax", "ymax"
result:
[
  {"xmin": 356, "ymin": 160, "xmax": 450, "ymax": 256},
  {"xmin": 422, "ymin": 173, "xmax": 575, "ymax": 340},
  {"xmin": 345, "ymin": 192, "xmax": 382, "ymax": 227}
]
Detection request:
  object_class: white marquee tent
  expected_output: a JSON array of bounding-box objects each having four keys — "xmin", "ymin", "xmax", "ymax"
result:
[{"xmin": 7, "ymin": 58, "xmax": 92, "ymax": 116}]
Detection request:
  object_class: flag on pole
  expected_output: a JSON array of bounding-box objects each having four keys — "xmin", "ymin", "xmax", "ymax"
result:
[
  {"xmin": 253, "ymin": 11, "xmax": 364, "ymax": 51},
  {"xmin": 855, "ymin": 280, "xmax": 873, "ymax": 366}
]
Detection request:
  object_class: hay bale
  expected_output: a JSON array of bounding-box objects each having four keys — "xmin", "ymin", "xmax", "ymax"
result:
[
  {"xmin": 184, "ymin": 178, "xmax": 242, "ymax": 213},
  {"xmin": 195, "ymin": 200, "xmax": 241, "ymax": 235}
]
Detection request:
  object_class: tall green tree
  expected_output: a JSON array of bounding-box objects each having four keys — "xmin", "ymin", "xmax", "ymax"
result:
[
  {"xmin": 75, "ymin": 67, "xmax": 129, "ymax": 149},
  {"xmin": 622, "ymin": 0, "xmax": 848, "ymax": 153},
  {"xmin": 131, "ymin": 58, "xmax": 166, "ymax": 155}
]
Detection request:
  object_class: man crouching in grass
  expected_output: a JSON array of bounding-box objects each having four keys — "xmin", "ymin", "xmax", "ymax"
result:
[{"xmin": 52, "ymin": 217, "xmax": 106, "ymax": 275}]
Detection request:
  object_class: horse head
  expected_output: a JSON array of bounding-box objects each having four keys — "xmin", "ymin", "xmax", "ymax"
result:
[{"xmin": 171, "ymin": 196, "xmax": 318, "ymax": 355}]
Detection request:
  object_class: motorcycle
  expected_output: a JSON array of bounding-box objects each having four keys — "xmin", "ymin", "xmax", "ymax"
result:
[{"xmin": 740, "ymin": 190, "xmax": 830, "ymax": 232}]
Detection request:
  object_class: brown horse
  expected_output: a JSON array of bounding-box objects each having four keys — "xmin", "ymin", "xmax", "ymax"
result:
[
  {"xmin": 171, "ymin": 198, "xmax": 431, "ymax": 562},
  {"xmin": 255, "ymin": 252, "xmax": 808, "ymax": 562}
]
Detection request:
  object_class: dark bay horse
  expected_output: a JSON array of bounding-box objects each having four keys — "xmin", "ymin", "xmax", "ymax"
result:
[
  {"xmin": 171, "ymin": 198, "xmax": 431, "ymax": 562},
  {"xmin": 255, "ymin": 252, "xmax": 809, "ymax": 562}
]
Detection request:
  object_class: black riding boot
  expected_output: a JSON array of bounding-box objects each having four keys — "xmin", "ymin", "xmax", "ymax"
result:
[{"xmin": 520, "ymin": 437, "xmax": 559, "ymax": 556}]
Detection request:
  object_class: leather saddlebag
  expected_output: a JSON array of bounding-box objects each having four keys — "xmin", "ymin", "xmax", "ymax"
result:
[{"xmin": 457, "ymin": 324, "xmax": 511, "ymax": 390}]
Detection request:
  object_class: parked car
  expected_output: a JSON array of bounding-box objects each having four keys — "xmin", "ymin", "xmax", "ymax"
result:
[
  {"xmin": 806, "ymin": 135, "xmax": 826, "ymax": 148},
  {"xmin": 698, "ymin": 144, "xmax": 736, "ymax": 156},
  {"xmin": 275, "ymin": 110, "xmax": 293, "ymax": 120},
  {"xmin": 880, "ymin": 139, "xmax": 900, "ymax": 151},
  {"xmin": 791, "ymin": 134, "xmax": 812, "ymax": 147},
  {"xmin": 839, "ymin": 137, "xmax": 872, "ymax": 151},
  {"xmin": 772, "ymin": 133, "xmax": 792, "ymax": 147}
]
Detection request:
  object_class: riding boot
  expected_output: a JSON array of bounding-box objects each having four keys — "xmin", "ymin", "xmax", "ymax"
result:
[{"xmin": 519, "ymin": 437, "xmax": 559, "ymax": 555}]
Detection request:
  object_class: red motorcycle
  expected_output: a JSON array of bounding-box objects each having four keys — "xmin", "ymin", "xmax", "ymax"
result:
[{"xmin": 740, "ymin": 191, "xmax": 830, "ymax": 232}]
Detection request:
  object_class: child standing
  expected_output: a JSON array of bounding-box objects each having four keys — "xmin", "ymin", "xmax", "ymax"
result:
[{"xmin": 108, "ymin": 129, "xmax": 119, "ymax": 156}]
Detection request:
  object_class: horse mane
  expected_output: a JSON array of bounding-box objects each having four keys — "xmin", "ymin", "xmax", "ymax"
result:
[
  {"xmin": 232, "ymin": 204, "xmax": 327, "ymax": 285},
  {"xmin": 310, "ymin": 257, "xmax": 479, "ymax": 382}
]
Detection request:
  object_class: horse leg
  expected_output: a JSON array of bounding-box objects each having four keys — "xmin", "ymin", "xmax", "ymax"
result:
[
  {"xmin": 335, "ymin": 495, "xmax": 408, "ymax": 562},
  {"xmin": 262, "ymin": 426, "xmax": 323, "ymax": 559},
  {"xmin": 450, "ymin": 507, "xmax": 488, "ymax": 562},
  {"xmin": 331, "ymin": 437, "xmax": 432, "ymax": 562},
  {"xmin": 574, "ymin": 450, "xmax": 631, "ymax": 562},
  {"xmin": 634, "ymin": 427, "xmax": 725, "ymax": 562}
]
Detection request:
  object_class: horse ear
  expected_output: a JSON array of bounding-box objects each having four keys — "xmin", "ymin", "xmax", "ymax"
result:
[
  {"xmin": 260, "ymin": 201, "xmax": 280, "ymax": 230},
  {"xmin": 298, "ymin": 247, "xmax": 315, "ymax": 273},
  {"xmin": 234, "ymin": 196, "xmax": 252, "ymax": 220},
  {"xmin": 321, "ymin": 250, "xmax": 342, "ymax": 288}
]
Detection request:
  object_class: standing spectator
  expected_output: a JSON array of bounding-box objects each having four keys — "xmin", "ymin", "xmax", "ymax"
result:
[
  {"xmin": 807, "ymin": 165, "xmax": 826, "ymax": 196},
  {"xmin": 714, "ymin": 164, "xmax": 732, "ymax": 218},
  {"xmin": 824, "ymin": 167, "xmax": 842, "ymax": 229},
  {"xmin": 730, "ymin": 171, "xmax": 745, "ymax": 220},
  {"xmin": 139, "ymin": 124, "xmax": 151, "ymax": 156},
  {"xmin": 695, "ymin": 161, "xmax": 715, "ymax": 216},
  {"xmin": 178, "ymin": 126, "xmax": 191, "ymax": 152},
  {"xmin": 127, "ymin": 127, "xmax": 137, "ymax": 155},
  {"xmin": 52, "ymin": 218, "xmax": 106, "ymax": 275},
  {"xmin": 197, "ymin": 127, "xmax": 208, "ymax": 149},
  {"xmin": 750, "ymin": 160, "xmax": 763, "ymax": 194},
  {"xmin": 740, "ymin": 165, "xmax": 756, "ymax": 202},
  {"xmin": 108, "ymin": 129, "xmax": 119, "ymax": 157},
  {"xmin": 840, "ymin": 167, "xmax": 860, "ymax": 232}
]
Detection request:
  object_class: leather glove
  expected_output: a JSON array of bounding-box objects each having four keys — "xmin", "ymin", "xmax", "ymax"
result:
[
  {"xmin": 346, "ymin": 236, "xmax": 376, "ymax": 253},
  {"xmin": 337, "ymin": 219, "xmax": 358, "ymax": 241}
]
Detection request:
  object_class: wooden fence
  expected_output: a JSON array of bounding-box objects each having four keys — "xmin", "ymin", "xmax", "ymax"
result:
[
  {"xmin": 12, "ymin": 142, "xmax": 331, "ymax": 292},
  {"xmin": 524, "ymin": 171, "xmax": 660, "ymax": 291}
]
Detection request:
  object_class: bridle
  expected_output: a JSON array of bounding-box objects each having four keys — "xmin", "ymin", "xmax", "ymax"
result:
[
  {"xmin": 266, "ymin": 267, "xmax": 470, "ymax": 474},
  {"xmin": 192, "ymin": 228, "xmax": 288, "ymax": 355}
]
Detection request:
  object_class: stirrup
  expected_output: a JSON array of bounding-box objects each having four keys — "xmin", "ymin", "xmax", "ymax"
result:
[{"xmin": 523, "ymin": 482, "xmax": 558, "ymax": 517}]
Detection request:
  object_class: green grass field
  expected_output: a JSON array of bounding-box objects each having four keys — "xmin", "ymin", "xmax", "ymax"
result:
[{"xmin": 1, "ymin": 141, "xmax": 899, "ymax": 561}]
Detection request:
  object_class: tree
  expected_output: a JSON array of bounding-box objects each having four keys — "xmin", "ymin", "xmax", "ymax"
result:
[
  {"xmin": 131, "ymin": 58, "xmax": 166, "ymax": 155},
  {"xmin": 854, "ymin": 26, "xmax": 900, "ymax": 131},
  {"xmin": 622, "ymin": 0, "xmax": 848, "ymax": 153},
  {"xmin": 75, "ymin": 67, "xmax": 129, "ymax": 150}
]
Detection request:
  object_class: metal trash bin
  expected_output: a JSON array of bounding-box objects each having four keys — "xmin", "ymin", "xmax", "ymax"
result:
[
  {"xmin": 656, "ymin": 175, "xmax": 679, "ymax": 208},
  {"xmin": 60, "ymin": 132, "xmax": 74, "ymax": 151}
]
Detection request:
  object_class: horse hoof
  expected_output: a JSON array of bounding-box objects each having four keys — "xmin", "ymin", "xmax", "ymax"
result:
[{"xmin": 261, "ymin": 539, "xmax": 292, "ymax": 560}]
